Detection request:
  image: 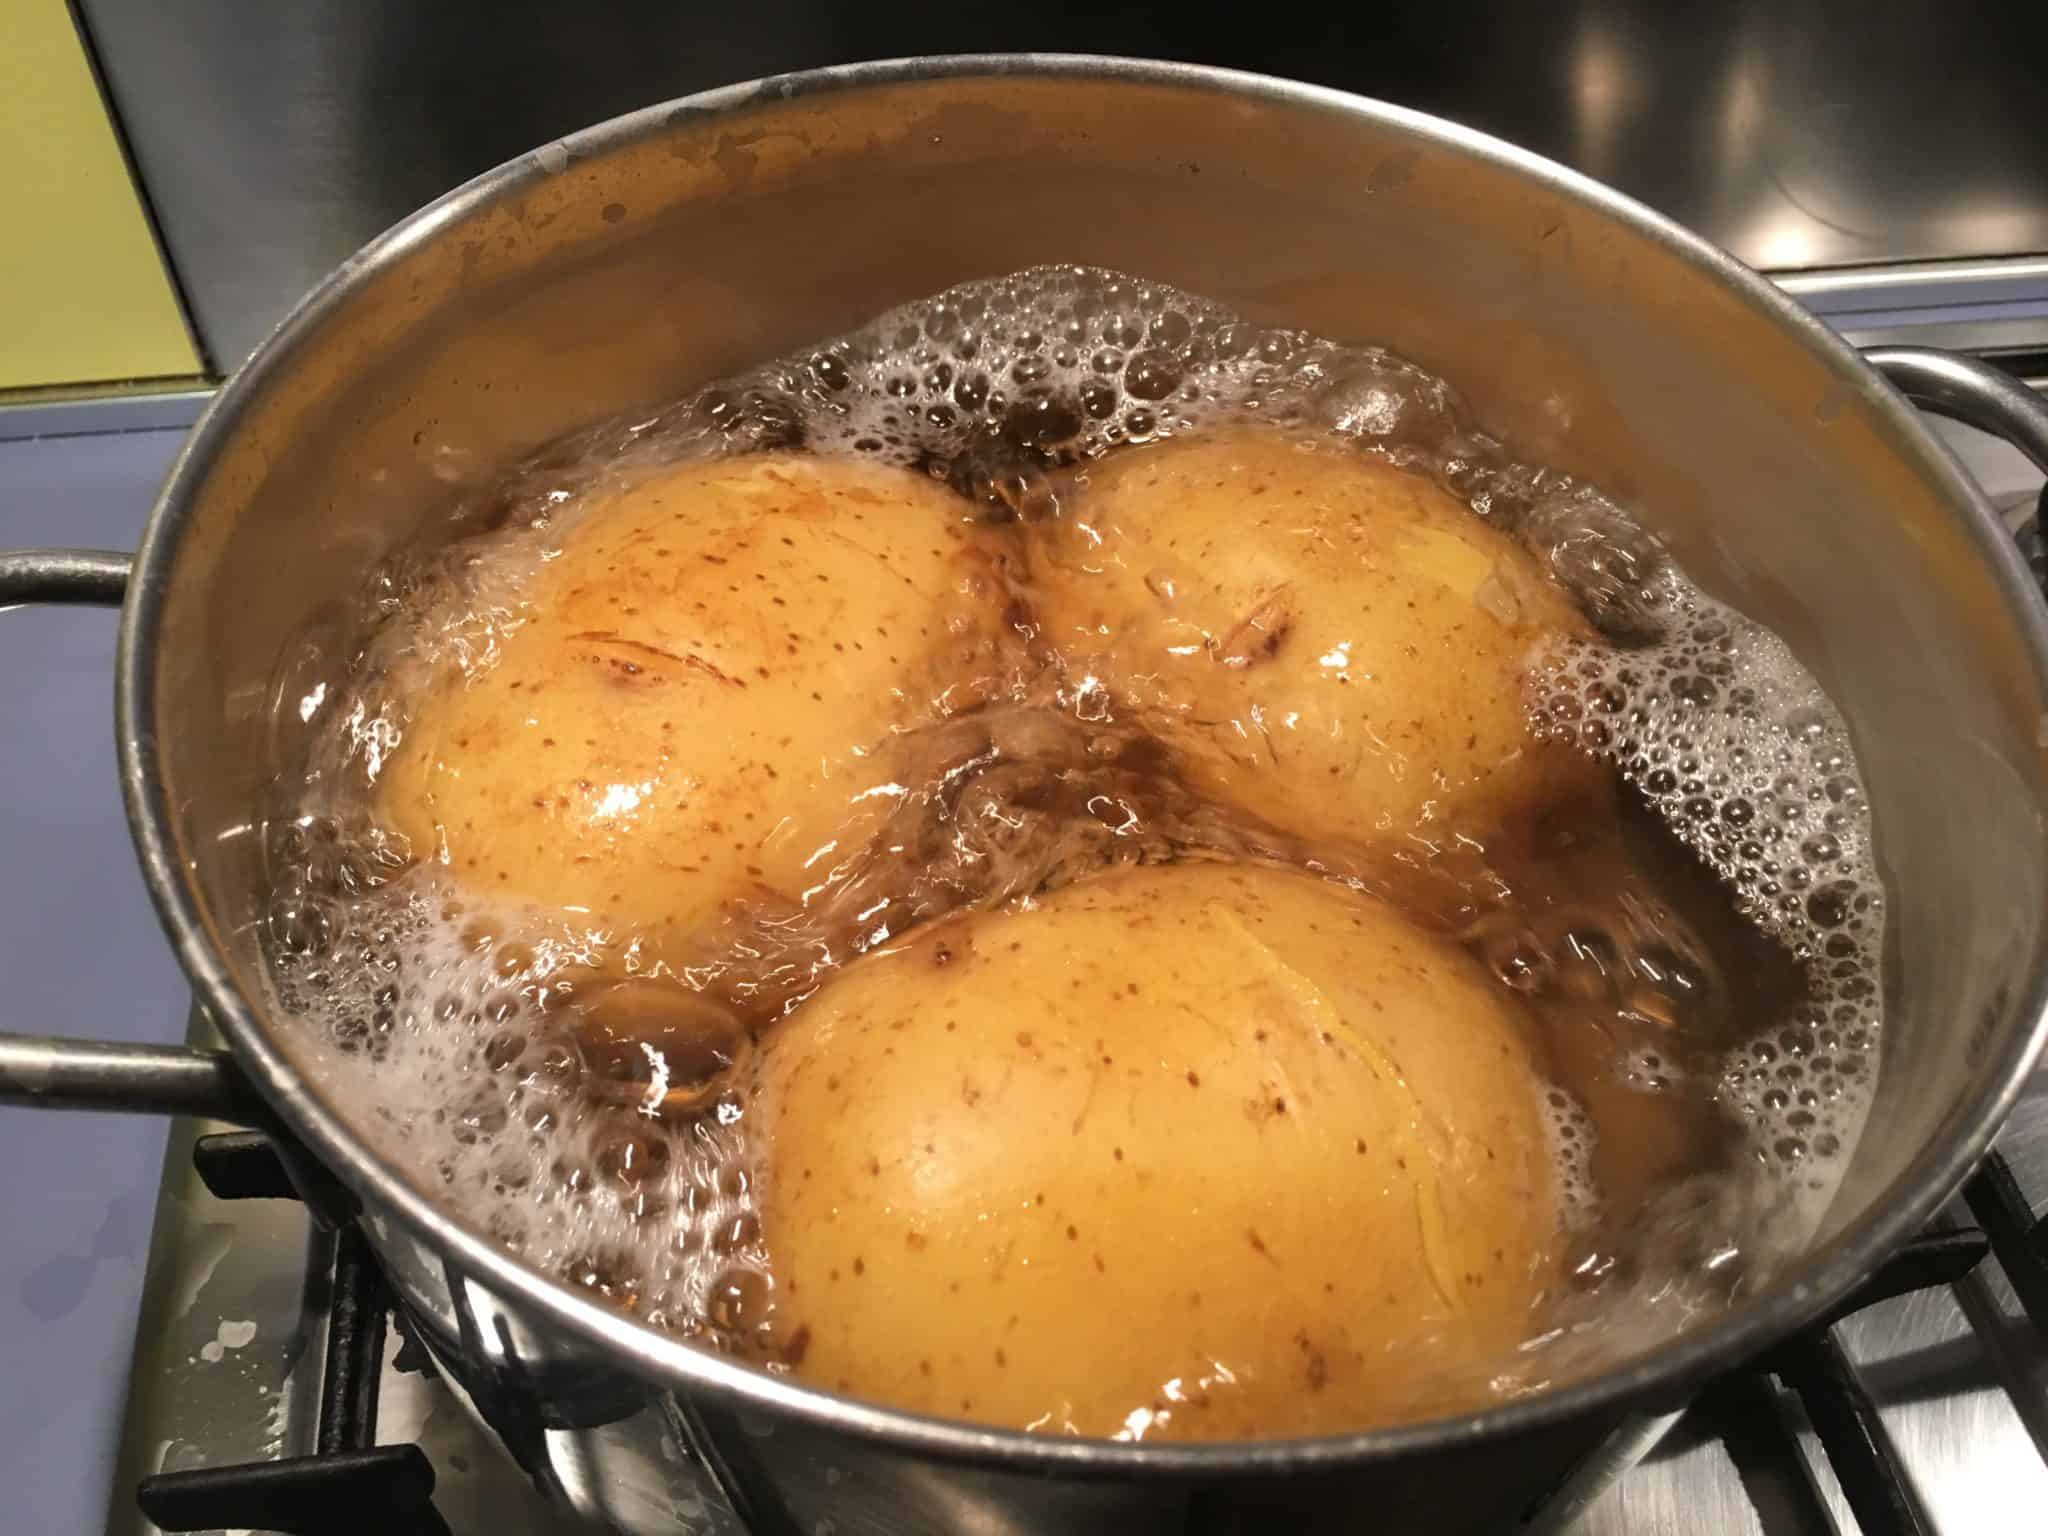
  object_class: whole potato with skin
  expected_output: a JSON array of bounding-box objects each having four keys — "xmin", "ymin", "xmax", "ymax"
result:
[
  {"xmin": 752, "ymin": 862, "xmax": 1560, "ymax": 1440},
  {"xmin": 1032, "ymin": 431, "xmax": 1603, "ymax": 855},
  {"xmin": 377, "ymin": 453, "xmax": 1006, "ymax": 949}
]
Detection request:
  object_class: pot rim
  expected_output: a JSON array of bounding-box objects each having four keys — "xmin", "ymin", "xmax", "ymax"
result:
[{"xmin": 114, "ymin": 52, "xmax": 2048, "ymax": 1476}]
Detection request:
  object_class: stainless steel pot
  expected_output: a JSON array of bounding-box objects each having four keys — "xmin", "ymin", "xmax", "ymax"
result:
[{"xmin": 7, "ymin": 56, "xmax": 2048, "ymax": 1536}]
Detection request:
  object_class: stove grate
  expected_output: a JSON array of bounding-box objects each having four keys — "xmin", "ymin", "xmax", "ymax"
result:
[{"xmin": 133, "ymin": 1132, "xmax": 451, "ymax": 1536}]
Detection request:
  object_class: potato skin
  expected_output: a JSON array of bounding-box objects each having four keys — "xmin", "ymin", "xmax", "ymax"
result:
[
  {"xmin": 753, "ymin": 862, "xmax": 1559, "ymax": 1440},
  {"xmin": 1032, "ymin": 432, "xmax": 1602, "ymax": 854},
  {"xmin": 377, "ymin": 453, "xmax": 1004, "ymax": 946}
]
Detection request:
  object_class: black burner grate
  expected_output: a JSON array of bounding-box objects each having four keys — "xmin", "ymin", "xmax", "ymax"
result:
[
  {"xmin": 1964, "ymin": 1150, "xmax": 2048, "ymax": 1336},
  {"xmin": 1680, "ymin": 1152, "xmax": 2048, "ymax": 1536}
]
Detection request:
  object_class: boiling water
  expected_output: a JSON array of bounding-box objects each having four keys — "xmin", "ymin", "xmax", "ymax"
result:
[{"xmin": 260, "ymin": 266, "xmax": 1884, "ymax": 1410}]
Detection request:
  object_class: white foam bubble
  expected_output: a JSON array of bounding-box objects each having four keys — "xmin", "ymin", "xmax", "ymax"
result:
[
  {"xmin": 1539, "ymin": 1085, "xmax": 1602, "ymax": 1231},
  {"xmin": 266, "ymin": 858, "xmax": 769, "ymax": 1342},
  {"xmin": 471, "ymin": 266, "xmax": 1473, "ymax": 526},
  {"xmin": 1526, "ymin": 569, "xmax": 1883, "ymax": 1232}
]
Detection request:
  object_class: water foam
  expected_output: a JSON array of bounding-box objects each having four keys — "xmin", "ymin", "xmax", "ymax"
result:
[
  {"xmin": 267, "ymin": 846, "xmax": 771, "ymax": 1343},
  {"xmin": 1539, "ymin": 1087, "xmax": 1602, "ymax": 1231},
  {"xmin": 1527, "ymin": 571, "xmax": 1882, "ymax": 1218}
]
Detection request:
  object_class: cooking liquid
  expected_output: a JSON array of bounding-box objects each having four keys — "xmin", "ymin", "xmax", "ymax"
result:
[{"xmin": 259, "ymin": 267, "xmax": 1884, "ymax": 1427}]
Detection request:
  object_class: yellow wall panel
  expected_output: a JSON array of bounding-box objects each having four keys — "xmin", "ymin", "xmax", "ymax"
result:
[{"xmin": 0, "ymin": 0, "xmax": 204, "ymax": 389}]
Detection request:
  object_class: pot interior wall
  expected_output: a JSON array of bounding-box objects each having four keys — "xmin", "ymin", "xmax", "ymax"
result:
[{"xmin": 149, "ymin": 66, "xmax": 2047, "ymax": 1328}]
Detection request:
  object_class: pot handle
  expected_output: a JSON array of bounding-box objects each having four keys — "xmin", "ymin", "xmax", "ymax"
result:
[
  {"xmin": 0, "ymin": 1033, "xmax": 271, "ymax": 1124},
  {"xmin": 0, "ymin": 547, "xmax": 133, "ymax": 605},
  {"xmin": 0, "ymin": 547, "xmax": 268, "ymax": 1128},
  {"xmin": 1863, "ymin": 347, "xmax": 2048, "ymax": 476}
]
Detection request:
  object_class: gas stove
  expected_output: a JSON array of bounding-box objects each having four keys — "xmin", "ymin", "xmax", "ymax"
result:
[{"xmin": 5, "ymin": 296, "xmax": 2044, "ymax": 1536}]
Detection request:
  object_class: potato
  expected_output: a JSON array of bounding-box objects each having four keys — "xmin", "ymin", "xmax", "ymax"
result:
[
  {"xmin": 752, "ymin": 862, "xmax": 1559, "ymax": 1440},
  {"xmin": 1031, "ymin": 431, "xmax": 1602, "ymax": 854},
  {"xmin": 377, "ymin": 453, "xmax": 1005, "ymax": 950}
]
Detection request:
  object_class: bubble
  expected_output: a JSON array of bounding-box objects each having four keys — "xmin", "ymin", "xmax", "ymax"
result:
[
  {"xmin": 1539, "ymin": 1087, "xmax": 1601, "ymax": 1229},
  {"xmin": 1801, "ymin": 832, "xmax": 1842, "ymax": 864},
  {"xmin": 1484, "ymin": 928, "xmax": 1553, "ymax": 993},
  {"xmin": 810, "ymin": 352, "xmax": 850, "ymax": 392},
  {"xmin": 482, "ymin": 1031, "xmax": 527, "ymax": 1071},
  {"xmin": 1557, "ymin": 922, "xmax": 1622, "ymax": 999},
  {"xmin": 596, "ymin": 1127, "xmax": 673, "ymax": 1189},
  {"xmin": 268, "ymin": 899, "xmax": 334, "ymax": 959},
  {"xmin": 1785, "ymin": 706, "xmax": 1826, "ymax": 742},
  {"xmin": 1122, "ymin": 350, "xmax": 1183, "ymax": 401}
]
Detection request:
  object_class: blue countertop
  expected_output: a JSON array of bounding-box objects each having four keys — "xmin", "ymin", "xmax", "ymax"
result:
[{"xmin": 0, "ymin": 425, "xmax": 194, "ymax": 1535}]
